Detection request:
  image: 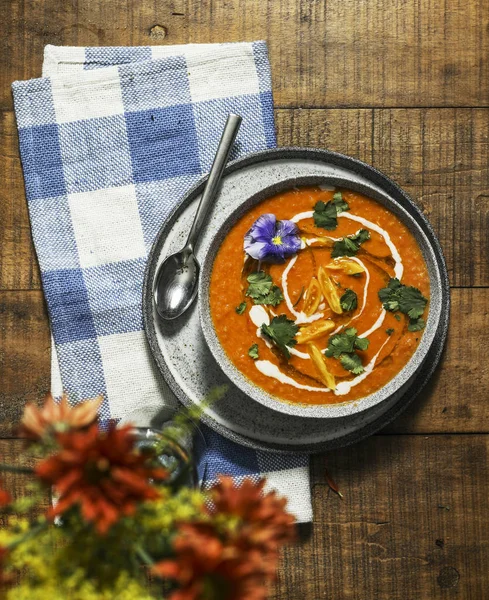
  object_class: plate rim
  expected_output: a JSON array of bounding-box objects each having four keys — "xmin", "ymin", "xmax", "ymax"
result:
[{"xmin": 142, "ymin": 147, "xmax": 451, "ymax": 454}]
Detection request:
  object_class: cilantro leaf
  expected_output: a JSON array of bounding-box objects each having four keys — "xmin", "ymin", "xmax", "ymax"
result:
[
  {"xmin": 340, "ymin": 288, "xmax": 358, "ymax": 312},
  {"xmin": 235, "ymin": 302, "xmax": 246, "ymax": 315},
  {"xmin": 332, "ymin": 229, "xmax": 370, "ymax": 258},
  {"xmin": 325, "ymin": 328, "xmax": 369, "ymax": 375},
  {"xmin": 340, "ymin": 353, "xmax": 365, "ymax": 375},
  {"xmin": 378, "ymin": 278, "xmax": 428, "ymax": 320},
  {"xmin": 313, "ymin": 200, "xmax": 337, "ymax": 230},
  {"xmin": 332, "ymin": 191, "xmax": 349, "ymax": 213},
  {"xmin": 313, "ymin": 192, "xmax": 350, "ymax": 230},
  {"xmin": 354, "ymin": 336, "xmax": 369, "ymax": 351},
  {"xmin": 325, "ymin": 328, "xmax": 357, "ymax": 358},
  {"xmin": 261, "ymin": 315, "xmax": 298, "ymax": 359},
  {"xmin": 248, "ymin": 344, "xmax": 259, "ymax": 359},
  {"xmin": 408, "ymin": 317, "xmax": 425, "ymax": 332},
  {"xmin": 246, "ymin": 272, "xmax": 273, "ymax": 298},
  {"xmin": 246, "ymin": 272, "xmax": 284, "ymax": 307},
  {"xmin": 255, "ymin": 286, "xmax": 284, "ymax": 307},
  {"xmin": 386, "ymin": 328, "xmax": 395, "ymax": 336}
]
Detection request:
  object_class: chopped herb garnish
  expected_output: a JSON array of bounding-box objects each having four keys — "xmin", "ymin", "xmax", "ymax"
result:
[
  {"xmin": 248, "ymin": 343, "xmax": 259, "ymax": 359},
  {"xmin": 340, "ymin": 288, "xmax": 358, "ymax": 312},
  {"xmin": 332, "ymin": 191, "xmax": 349, "ymax": 212},
  {"xmin": 340, "ymin": 353, "xmax": 364, "ymax": 375},
  {"xmin": 325, "ymin": 327, "xmax": 369, "ymax": 357},
  {"xmin": 331, "ymin": 229, "xmax": 370, "ymax": 258},
  {"xmin": 378, "ymin": 278, "xmax": 428, "ymax": 331},
  {"xmin": 394, "ymin": 314, "xmax": 401, "ymax": 321},
  {"xmin": 246, "ymin": 271, "xmax": 284, "ymax": 307},
  {"xmin": 408, "ymin": 317, "xmax": 426, "ymax": 332},
  {"xmin": 386, "ymin": 328, "xmax": 395, "ymax": 336},
  {"xmin": 325, "ymin": 327, "xmax": 369, "ymax": 374},
  {"xmin": 313, "ymin": 192, "xmax": 350, "ymax": 230},
  {"xmin": 235, "ymin": 302, "xmax": 246, "ymax": 315},
  {"xmin": 261, "ymin": 315, "xmax": 298, "ymax": 359}
]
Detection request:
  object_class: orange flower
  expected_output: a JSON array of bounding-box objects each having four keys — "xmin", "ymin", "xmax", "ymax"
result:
[
  {"xmin": 153, "ymin": 523, "xmax": 269, "ymax": 600},
  {"xmin": 21, "ymin": 393, "xmax": 103, "ymax": 440},
  {"xmin": 210, "ymin": 476, "xmax": 296, "ymax": 554},
  {"xmin": 35, "ymin": 423, "xmax": 167, "ymax": 534},
  {"xmin": 153, "ymin": 477, "xmax": 296, "ymax": 600}
]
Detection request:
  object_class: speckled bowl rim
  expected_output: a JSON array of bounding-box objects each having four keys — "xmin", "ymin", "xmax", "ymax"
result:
[
  {"xmin": 199, "ymin": 174, "xmax": 443, "ymax": 418},
  {"xmin": 143, "ymin": 148, "xmax": 450, "ymax": 453}
]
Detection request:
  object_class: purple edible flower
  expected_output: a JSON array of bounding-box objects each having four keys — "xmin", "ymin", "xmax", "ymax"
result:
[{"xmin": 244, "ymin": 213, "xmax": 302, "ymax": 263}]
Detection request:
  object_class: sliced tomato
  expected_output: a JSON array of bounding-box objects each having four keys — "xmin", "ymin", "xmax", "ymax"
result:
[
  {"xmin": 302, "ymin": 277, "xmax": 322, "ymax": 316},
  {"xmin": 296, "ymin": 319, "xmax": 335, "ymax": 344},
  {"xmin": 318, "ymin": 266, "xmax": 343, "ymax": 314},
  {"xmin": 307, "ymin": 342, "xmax": 336, "ymax": 390}
]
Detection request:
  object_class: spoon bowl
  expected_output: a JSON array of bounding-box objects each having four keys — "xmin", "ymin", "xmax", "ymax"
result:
[{"xmin": 154, "ymin": 251, "xmax": 200, "ymax": 321}]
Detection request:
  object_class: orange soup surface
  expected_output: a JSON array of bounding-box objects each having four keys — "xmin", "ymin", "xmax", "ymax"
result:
[{"xmin": 209, "ymin": 186, "xmax": 430, "ymax": 406}]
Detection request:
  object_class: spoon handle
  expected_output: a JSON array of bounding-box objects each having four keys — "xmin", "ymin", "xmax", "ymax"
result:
[{"xmin": 185, "ymin": 113, "xmax": 242, "ymax": 253}]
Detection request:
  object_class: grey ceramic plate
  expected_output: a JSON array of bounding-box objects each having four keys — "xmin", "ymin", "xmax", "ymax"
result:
[{"xmin": 143, "ymin": 148, "xmax": 450, "ymax": 453}]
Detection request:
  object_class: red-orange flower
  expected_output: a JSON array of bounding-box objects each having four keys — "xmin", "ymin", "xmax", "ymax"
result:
[
  {"xmin": 0, "ymin": 484, "xmax": 11, "ymax": 507},
  {"xmin": 210, "ymin": 476, "xmax": 296, "ymax": 554},
  {"xmin": 152, "ymin": 477, "xmax": 296, "ymax": 600},
  {"xmin": 21, "ymin": 393, "xmax": 103, "ymax": 440},
  {"xmin": 35, "ymin": 423, "xmax": 168, "ymax": 534},
  {"xmin": 153, "ymin": 523, "xmax": 268, "ymax": 600}
]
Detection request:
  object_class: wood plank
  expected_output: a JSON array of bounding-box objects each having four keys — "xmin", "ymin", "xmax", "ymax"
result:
[
  {"xmin": 0, "ymin": 291, "xmax": 50, "ymax": 436},
  {"xmin": 2, "ymin": 107, "xmax": 489, "ymax": 289},
  {"xmin": 0, "ymin": 288, "xmax": 487, "ymax": 436},
  {"xmin": 1, "ymin": 436, "xmax": 487, "ymax": 599},
  {"xmin": 272, "ymin": 435, "xmax": 489, "ymax": 600},
  {"xmin": 1, "ymin": 0, "xmax": 488, "ymax": 110},
  {"xmin": 0, "ymin": 111, "xmax": 41, "ymax": 290},
  {"xmin": 0, "ymin": 439, "xmax": 49, "ymax": 506}
]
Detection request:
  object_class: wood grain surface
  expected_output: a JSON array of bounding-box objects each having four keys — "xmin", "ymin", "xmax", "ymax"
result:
[{"xmin": 1, "ymin": 0, "xmax": 488, "ymax": 597}]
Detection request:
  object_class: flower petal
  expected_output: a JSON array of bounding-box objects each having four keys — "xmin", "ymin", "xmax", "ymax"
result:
[
  {"xmin": 246, "ymin": 213, "xmax": 277, "ymax": 241},
  {"xmin": 243, "ymin": 238, "xmax": 272, "ymax": 261},
  {"xmin": 275, "ymin": 219, "xmax": 298, "ymax": 239}
]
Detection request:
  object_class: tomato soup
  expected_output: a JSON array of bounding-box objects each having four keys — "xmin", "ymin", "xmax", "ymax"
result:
[{"xmin": 209, "ymin": 186, "xmax": 430, "ymax": 405}]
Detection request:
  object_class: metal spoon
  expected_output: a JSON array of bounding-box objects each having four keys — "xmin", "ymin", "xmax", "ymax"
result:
[{"xmin": 153, "ymin": 113, "xmax": 242, "ymax": 320}]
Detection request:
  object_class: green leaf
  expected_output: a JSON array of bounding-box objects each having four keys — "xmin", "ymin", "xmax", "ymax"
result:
[
  {"xmin": 408, "ymin": 317, "xmax": 426, "ymax": 332},
  {"xmin": 386, "ymin": 328, "xmax": 395, "ymax": 336},
  {"xmin": 261, "ymin": 315, "xmax": 298, "ymax": 359},
  {"xmin": 325, "ymin": 327, "xmax": 359, "ymax": 358},
  {"xmin": 394, "ymin": 313, "xmax": 401, "ymax": 321},
  {"xmin": 313, "ymin": 200, "xmax": 337, "ymax": 230},
  {"xmin": 246, "ymin": 272, "xmax": 284, "ymax": 306},
  {"xmin": 340, "ymin": 353, "xmax": 365, "ymax": 375},
  {"xmin": 235, "ymin": 302, "xmax": 246, "ymax": 315},
  {"xmin": 354, "ymin": 336, "xmax": 370, "ymax": 351},
  {"xmin": 325, "ymin": 328, "xmax": 369, "ymax": 374},
  {"xmin": 248, "ymin": 344, "xmax": 259, "ymax": 359},
  {"xmin": 332, "ymin": 191, "xmax": 349, "ymax": 213},
  {"xmin": 254, "ymin": 286, "xmax": 284, "ymax": 307},
  {"xmin": 340, "ymin": 288, "xmax": 358, "ymax": 312},
  {"xmin": 332, "ymin": 229, "xmax": 370, "ymax": 258},
  {"xmin": 378, "ymin": 278, "xmax": 428, "ymax": 321},
  {"xmin": 313, "ymin": 193, "xmax": 350, "ymax": 230},
  {"xmin": 246, "ymin": 271, "xmax": 273, "ymax": 298}
]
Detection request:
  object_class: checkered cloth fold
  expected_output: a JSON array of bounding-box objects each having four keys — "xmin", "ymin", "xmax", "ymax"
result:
[{"xmin": 12, "ymin": 42, "xmax": 312, "ymax": 523}]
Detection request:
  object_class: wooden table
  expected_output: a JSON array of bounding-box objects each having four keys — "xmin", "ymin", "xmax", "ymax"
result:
[{"xmin": 1, "ymin": 1, "xmax": 488, "ymax": 598}]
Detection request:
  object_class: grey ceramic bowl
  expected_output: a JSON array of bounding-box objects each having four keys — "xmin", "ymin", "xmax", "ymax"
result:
[{"xmin": 199, "ymin": 174, "xmax": 444, "ymax": 419}]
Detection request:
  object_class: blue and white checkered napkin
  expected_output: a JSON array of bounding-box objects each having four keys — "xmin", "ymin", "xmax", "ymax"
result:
[{"xmin": 12, "ymin": 42, "xmax": 312, "ymax": 522}]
